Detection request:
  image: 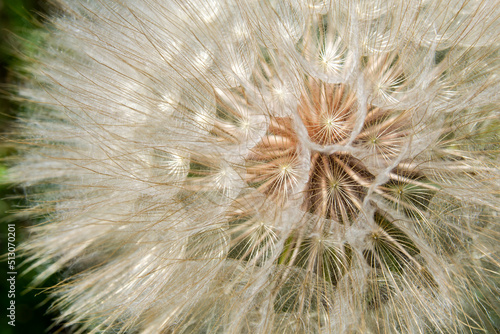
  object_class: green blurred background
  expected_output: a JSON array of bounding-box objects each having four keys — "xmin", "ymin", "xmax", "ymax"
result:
[{"xmin": 0, "ymin": 1, "xmax": 71, "ymax": 333}]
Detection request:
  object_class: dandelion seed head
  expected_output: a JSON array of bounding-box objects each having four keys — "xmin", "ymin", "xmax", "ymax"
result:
[{"xmin": 10, "ymin": 0, "xmax": 500, "ymax": 333}]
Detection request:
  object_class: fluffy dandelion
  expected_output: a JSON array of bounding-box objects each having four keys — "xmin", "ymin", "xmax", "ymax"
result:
[{"xmin": 9, "ymin": 0, "xmax": 500, "ymax": 333}]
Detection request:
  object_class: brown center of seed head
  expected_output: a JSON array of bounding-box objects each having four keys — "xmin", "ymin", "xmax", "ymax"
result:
[{"xmin": 246, "ymin": 79, "xmax": 375, "ymax": 223}]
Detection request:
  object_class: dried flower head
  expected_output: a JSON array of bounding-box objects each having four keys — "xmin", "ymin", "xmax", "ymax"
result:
[{"xmin": 11, "ymin": 0, "xmax": 500, "ymax": 333}]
